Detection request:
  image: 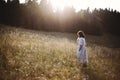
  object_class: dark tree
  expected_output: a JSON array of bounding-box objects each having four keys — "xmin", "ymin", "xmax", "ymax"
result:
[{"xmin": 0, "ymin": 0, "xmax": 120, "ymax": 35}]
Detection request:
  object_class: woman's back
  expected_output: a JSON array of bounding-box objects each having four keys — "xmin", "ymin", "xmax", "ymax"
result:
[{"xmin": 77, "ymin": 37, "xmax": 86, "ymax": 49}]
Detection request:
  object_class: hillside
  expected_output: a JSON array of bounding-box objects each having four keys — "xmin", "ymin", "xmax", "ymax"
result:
[{"xmin": 0, "ymin": 25, "xmax": 120, "ymax": 80}]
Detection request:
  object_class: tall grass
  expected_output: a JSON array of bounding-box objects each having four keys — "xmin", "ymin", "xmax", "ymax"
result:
[{"xmin": 0, "ymin": 25, "xmax": 120, "ymax": 80}]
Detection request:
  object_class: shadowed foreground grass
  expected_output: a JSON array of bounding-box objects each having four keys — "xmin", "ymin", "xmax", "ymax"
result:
[{"xmin": 0, "ymin": 25, "xmax": 120, "ymax": 80}]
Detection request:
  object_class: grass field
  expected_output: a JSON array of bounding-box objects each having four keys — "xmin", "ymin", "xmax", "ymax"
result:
[{"xmin": 0, "ymin": 25, "xmax": 120, "ymax": 80}]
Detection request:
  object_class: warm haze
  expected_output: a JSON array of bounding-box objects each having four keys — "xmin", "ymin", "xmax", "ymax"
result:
[{"xmin": 17, "ymin": 0, "xmax": 120, "ymax": 12}]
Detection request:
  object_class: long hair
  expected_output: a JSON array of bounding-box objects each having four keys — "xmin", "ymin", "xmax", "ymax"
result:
[{"xmin": 77, "ymin": 30, "xmax": 85, "ymax": 38}]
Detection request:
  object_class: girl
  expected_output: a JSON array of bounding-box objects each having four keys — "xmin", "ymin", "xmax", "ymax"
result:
[{"xmin": 77, "ymin": 30, "xmax": 88, "ymax": 67}]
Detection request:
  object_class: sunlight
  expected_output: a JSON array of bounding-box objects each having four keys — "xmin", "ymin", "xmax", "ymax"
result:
[
  {"xmin": 5, "ymin": 0, "xmax": 120, "ymax": 12},
  {"xmin": 49, "ymin": 0, "xmax": 120, "ymax": 12},
  {"xmin": 50, "ymin": 0, "xmax": 115, "ymax": 12},
  {"xmin": 50, "ymin": 0, "xmax": 73, "ymax": 11},
  {"xmin": 50, "ymin": 0, "xmax": 89, "ymax": 12},
  {"xmin": 49, "ymin": 0, "xmax": 110, "ymax": 12}
]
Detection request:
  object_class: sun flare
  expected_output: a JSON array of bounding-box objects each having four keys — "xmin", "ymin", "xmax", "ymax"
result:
[
  {"xmin": 49, "ymin": 0, "xmax": 90, "ymax": 12},
  {"xmin": 11, "ymin": 0, "xmax": 120, "ymax": 12},
  {"xmin": 49, "ymin": 0, "xmax": 119, "ymax": 12},
  {"xmin": 50, "ymin": 0, "xmax": 71, "ymax": 11}
]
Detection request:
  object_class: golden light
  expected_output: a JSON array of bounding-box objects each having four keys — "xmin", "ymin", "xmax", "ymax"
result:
[
  {"xmin": 49, "ymin": 0, "xmax": 120, "ymax": 12},
  {"xmin": 8, "ymin": 0, "xmax": 120, "ymax": 12},
  {"xmin": 50, "ymin": 0, "xmax": 70, "ymax": 11},
  {"xmin": 49, "ymin": 0, "xmax": 90, "ymax": 12}
]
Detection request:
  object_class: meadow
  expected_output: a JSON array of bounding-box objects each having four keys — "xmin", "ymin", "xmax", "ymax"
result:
[{"xmin": 0, "ymin": 25, "xmax": 120, "ymax": 80}]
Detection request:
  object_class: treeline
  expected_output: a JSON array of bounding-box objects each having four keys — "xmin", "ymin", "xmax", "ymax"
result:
[{"xmin": 0, "ymin": 0, "xmax": 120, "ymax": 35}]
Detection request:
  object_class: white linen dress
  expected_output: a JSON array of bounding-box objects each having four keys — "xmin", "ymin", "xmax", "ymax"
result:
[{"xmin": 77, "ymin": 37, "xmax": 88, "ymax": 64}]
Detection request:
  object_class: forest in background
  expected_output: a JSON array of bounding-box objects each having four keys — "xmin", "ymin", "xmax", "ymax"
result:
[{"xmin": 0, "ymin": 0, "xmax": 120, "ymax": 35}]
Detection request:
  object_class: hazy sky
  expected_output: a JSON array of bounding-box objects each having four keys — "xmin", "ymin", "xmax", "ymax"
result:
[{"xmin": 8, "ymin": 0, "xmax": 120, "ymax": 12}]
